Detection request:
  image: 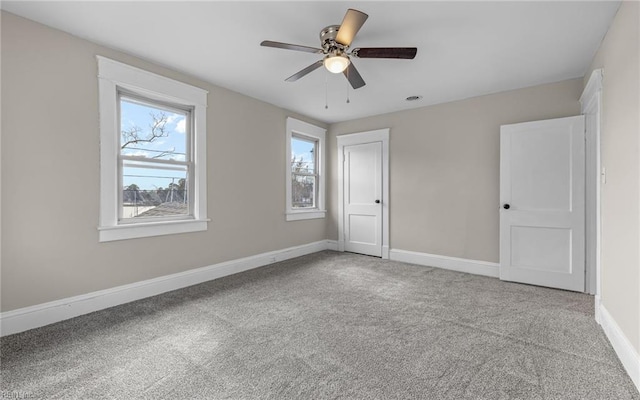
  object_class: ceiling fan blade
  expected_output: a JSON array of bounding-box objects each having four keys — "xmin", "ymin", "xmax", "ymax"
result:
[
  {"xmin": 335, "ymin": 9, "xmax": 368, "ymax": 47},
  {"xmin": 352, "ymin": 47, "xmax": 417, "ymax": 59},
  {"xmin": 343, "ymin": 62, "xmax": 365, "ymax": 89},
  {"xmin": 261, "ymin": 40, "xmax": 323, "ymax": 54},
  {"xmin": 285, "ymin": 60, "xmax": 324, "ymax": 82}
]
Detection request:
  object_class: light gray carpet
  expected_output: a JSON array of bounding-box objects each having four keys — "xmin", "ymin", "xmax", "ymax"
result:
[{"xmin": 1, "ymin": 251, "xmax": 638, "ymax": 399}]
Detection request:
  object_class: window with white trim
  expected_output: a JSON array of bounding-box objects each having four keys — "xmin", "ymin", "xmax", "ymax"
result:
[
  {"xmin": 97, "ymin": 56, "xmax": 208, "ymax": 242},
  {"xmin": 285, "ymin": 117, "xmax": 326, "ymax": 221}
]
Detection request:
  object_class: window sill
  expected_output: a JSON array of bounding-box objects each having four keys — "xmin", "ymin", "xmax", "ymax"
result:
[
  {"xmin": 98, "ymin": 218, "xmax": 209, "ymax": 242},
  {"xmin": 285, "ymin": 210, "xmax": 326, "ymax": 221}
]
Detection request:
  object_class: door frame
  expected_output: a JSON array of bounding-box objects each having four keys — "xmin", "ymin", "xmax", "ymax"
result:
[
  {"xmin": 580, "ymin": 69, "xmax": 603, "ymax": 298},
  {"xmin": 337, "ymin": 129, "xmax": 390, "ymax": 259}
]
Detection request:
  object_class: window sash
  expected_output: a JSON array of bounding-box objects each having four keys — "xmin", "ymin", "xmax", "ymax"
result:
[
  {"xmin": 118, "ymin": 161, "xmax": 193, "ymax": 222},
  {"xmin": 290, "ymin": 171, "xmax": 316, "ymax": 177},
  {"xmin": 118, "ymin": 90, "xmax": 193, "ymax": 162},
  {"xmin": 117, "ymin": 94, "xmax": 195, "ymax": 223},
  {"xmin": 120, "ymin": 155, "xmax": 191, "ymax": 168},
  {"xmin": 291, "ymin": 135, "xmax": 317, "ymax": 168},
  {"xmin": 291, "ymin": 172, "xmax": 317, "ymax": 209}
]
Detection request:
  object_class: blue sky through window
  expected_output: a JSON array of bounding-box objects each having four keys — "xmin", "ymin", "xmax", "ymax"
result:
[{"xmin": 291, "ymin": 136, "xmax": 316, "ymax": 174}]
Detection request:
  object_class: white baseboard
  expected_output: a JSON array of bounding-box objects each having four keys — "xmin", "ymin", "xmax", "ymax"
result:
[
  {"xmin": 0, "ymin": 240, "xmax": 332, "ymax": 337},
  {"xmin": 594, "ymin": 294, "xmax": 602, "ymax": 325},
  {"xmin": 389, "ymin": 248, "xmax": 500, "ymax": 278},
  {"xmin": 326, "ymin": 240, "xmax": 338, "ymax": 251},
  {"xmin": 596, "ymin": 299, "xmax": 640, "ymax": 392}
]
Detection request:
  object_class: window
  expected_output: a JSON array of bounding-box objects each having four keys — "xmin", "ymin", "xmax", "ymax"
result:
[
  {"xmin": 291, "ymin": 135, "xmax": 318, "ymax": 209},
  {"xmin": 120, "ymin": 94, "xmax": 192, "ymax": 221},
  {"xmin": 285, "ymin": 117, "xmax": 326, "ymax": 221},
  {"xmin": 97, "ymin": 56, "xmax": 208, "ymax": 241}
]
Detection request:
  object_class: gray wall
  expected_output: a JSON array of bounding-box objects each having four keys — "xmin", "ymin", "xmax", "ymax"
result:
[
  {"xmin": 0, "ymin": 12, "xmax": 327, "ymax": 311},
  {"xmin": 584, "ymin": 1, "xmax": 639, "ymax": 354},
  {"xmin": 327, "ymin": 79, "xmax": 583, "ymax": 263}
]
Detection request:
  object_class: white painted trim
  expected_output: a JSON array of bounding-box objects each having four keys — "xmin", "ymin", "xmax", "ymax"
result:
[
  {"xmin": 581, "ymin": 68, "xmax": 603, "ymax": 295},
  {"xmin": 326, "ymin": 240, "xmax": 339, "ymax": 251},
  {"xmin": 96, "ymin": 56, "xmax": 208, "ymax": 242},
  {"xmin": 285, "ymin": 117, "xmax": 326, "ymax": 221},
  {"xmin": 382, "ymin": 245, "xmax": 390, "ymax": 260},
  {"xmin": 337, "ymin": 129, "xmax": 390, "ymax": 259},
  {"xmin": 97, "ymin": 56, "xmax": 207, "ymax": 106},
  {"xmin": 594, "ymin": 294, "xmax": 602, "ymax": 325},
  {"xmin": 597, "ymin": 299, "xmax": 640, "ymax": 392},
  {"xmin": 390, "ymin": 249, "xmax": 500, "ymax": 278},
  {"xmin": 98, "ymin": 219, "xmax": 209, "ymax": 242},
  {"xmin": 0, "ymin": 240, "xmax": 333, "ymax": 337},
  {"xmin": 285, "ymin": 210, "xmax": 327, "ymax": 221},
  {"xmin": 580, "ymin": 69, "xmax": 604, "ymax": 105}
]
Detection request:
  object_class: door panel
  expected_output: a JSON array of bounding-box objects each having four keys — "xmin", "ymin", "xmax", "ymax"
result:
[
  {"xmin": 510, "ymin": 226, "xmax": 571, "ymax": 272},
  {"xmin": 500, "ymin": 116, "xmax": 585, "ymax": 292},
  {"xmin": 344, "ymin": 142, "xmax": 382, "ymax": 257},
  {"xmin": 347, "ymin": 149, "xmax": 378, "ymax": 204},
  {"xmin": 348, "ymin": 214, "xmax": 378, "ymax": 244},
  {"xmin": 510, "ymin": 129, "xmax": 572, "ymax": 211}
]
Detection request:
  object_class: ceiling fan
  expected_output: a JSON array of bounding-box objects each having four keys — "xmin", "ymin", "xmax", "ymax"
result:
[{"xmin": 261, "ymin": 9, "xmax": 417, "ymax": 89}]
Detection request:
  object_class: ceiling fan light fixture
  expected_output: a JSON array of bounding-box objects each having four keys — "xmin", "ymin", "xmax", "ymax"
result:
[{"xmin": 324, "ymin": 55, "xmax": 350, "ymax": 73}]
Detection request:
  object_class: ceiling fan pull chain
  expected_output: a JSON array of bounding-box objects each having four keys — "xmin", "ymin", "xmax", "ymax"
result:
[
  {"xmin": 325, "ymin": 73, "xmax": 329, "ymax": 109},
  {"xmin": 346, "ymin": 68, "xmax": 351, "ymax": 104}
]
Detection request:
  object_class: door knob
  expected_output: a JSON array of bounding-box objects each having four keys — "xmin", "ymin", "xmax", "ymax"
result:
[
  {"xmin": 375, "ymin": 199, "xmax": 381, "ymax": 204},
  {"xmin": 503, "ymin": 204, "xmax": 510, "ymax": 210}
]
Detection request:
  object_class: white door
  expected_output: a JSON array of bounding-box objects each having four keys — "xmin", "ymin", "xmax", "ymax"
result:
[
  {"xmin": 344, "ymin": 142, "xmax": 383, "ymax": 257},
  {"xmin": 500, "ymin": 116, "xmax": 585, "ymax": 292}
]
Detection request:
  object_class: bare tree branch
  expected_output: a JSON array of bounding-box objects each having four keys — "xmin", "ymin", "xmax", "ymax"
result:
[{"xmin": 121, "ymin": 112, "xmax": 171, "ymax": 150}]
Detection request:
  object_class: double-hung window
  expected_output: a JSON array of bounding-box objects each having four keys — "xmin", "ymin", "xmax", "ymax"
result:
[
  {"xmin": 285, "ymin": 117, "xmax": 326, "ymax": 221},
  {"xmin": 119, "ymin": 94, "xmax": 192, "ymax": 220},
  {"xmin": 291, "ymin": 135, "xmax": 318, "ymax": 208},
  {"xmin": 97, "ymin": 57, "xmax": 208, "ymax": 241}
]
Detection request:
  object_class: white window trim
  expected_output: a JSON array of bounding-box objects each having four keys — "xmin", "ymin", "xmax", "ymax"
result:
[
  {"xmin": 285, "ymin": 117, "xmax": 326, "ymax": 221},
  {"xmin": 97, "ymin": 56, "xmax": 208, "ymax": 242}
]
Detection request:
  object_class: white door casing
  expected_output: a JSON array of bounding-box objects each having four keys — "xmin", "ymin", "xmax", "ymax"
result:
[
  {"xmin": 580, "ymin": 68, "xmax": 603, "ymax": 297},
  {"xmin": 337, "ymin": 129, "xmax": 389, "ymax": 259},
  {"xmin": 500, "ymin": 116, "xmax": 586, "ymax": 292}
]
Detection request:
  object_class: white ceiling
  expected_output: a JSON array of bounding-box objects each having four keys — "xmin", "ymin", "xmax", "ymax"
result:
[{"xmin": 2, "ymin": 1, "xmax": 620, "ymax": 124}]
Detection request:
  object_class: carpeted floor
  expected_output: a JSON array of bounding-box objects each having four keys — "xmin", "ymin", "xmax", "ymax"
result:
[{"xmin": 1, "ymin": 251, "xmax": 638, "ymax": 399}]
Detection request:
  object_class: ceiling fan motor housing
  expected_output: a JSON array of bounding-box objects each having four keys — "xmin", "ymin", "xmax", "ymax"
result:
[{"xmin": 320, "ymin": 25, "xmax": 347, "ymax": 54}]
